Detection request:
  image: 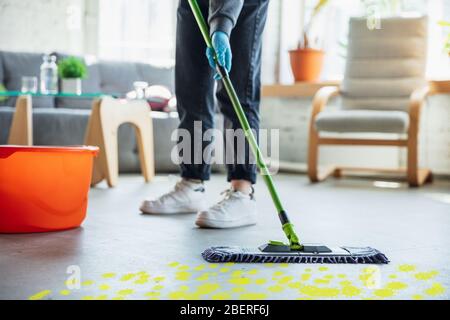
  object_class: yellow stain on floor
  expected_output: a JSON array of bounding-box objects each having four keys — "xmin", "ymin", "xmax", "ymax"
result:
[
  {"xmin": 301, "ymin": 273, "xmax": 312, "ymax": 281},
  {"xmin": 99, "ymin": 284, "xmax": 110, "ymax": 291},
  {"xmin": 314, "ymin": 278, "xmax": 330, "ymax": 285},
  {"xmin": 196, "ymin": 283, "xmax": 220, "ymax": 295},
  {"xmin": 385, "ymin": 281, "xmax": 408, "ymax": 291},
  {"xmin": 153, "ymin": 276, "xmax": 165, "ymax": 282},
  {"xmin": 29, "ymin": 290, "xmax": 51, "ymax": 300},
  {"xmin": 228, "ymin": 277, "xmax": 251, "ymax": 285},
  {"xmin": 117, "ymin": 289, "xmax": 134, "ymax": 296},
  {"xmin": 193, "ymin": 264, "xmax": 206, "ymax": 271},
  {"xmin": 134, "ymin": 278, "xmax": 149, "ymax": 285},
  {"xmin": 272, "ymin": 270, "xmax": 284, "ymax": 278},
  {"xmin": 268, "ymin": 285, "xmax": 285, "ymax": 293},
  {"xmin": 231, "ymin": 270, "xmax": 243, "ymax": 278},
  {"xmin": 415, "ymin": 270, "xmax": 439, "ymax": 281},
  {"xmin": 59, "ymin": 289, "xmax": 71, "ymax": 296},
  {"xmin": 212, "ymin": 292, "xmax": 232, "ymax": 300},
  {"xmin": 341, "ymin": 285, "xmax": 362, "ymax": 297},
  {"xmin": 26, "ymin": 262, "xmax": 448, "ymax": 300},
  {"xmin": 175, "ymin": 271, "xmax": 191, "ymax": 281},
  {"xmin": 288, "ymin": 282, "xmax": 302, "ymax": 289},
  {"xmin": 299, "ymin": 285, "xmax": 340, "ymax": 298},
  {"xmin": 196, "ymin": 273, "xmax": 210, "ymax": 281},
  {"xmin": 177, "ymin": 265, "xmax": 190, "ymax": 271},
  {"xmin": 239, "ymin": 293, "xmax": 268, "ymax": 300},
  {"xmin": 81, "ymin": 280, "xmax": 94, "ymax": 286},
  {"xmin": 424, "ymin": 283, "xmax": 446, "ymax": 296},
  {"xmin": 373, "ymin": 288, "xmax": 395, "ymax": 298},
  {"xmin": 398, "ymin": 264, "xmax": 416, "ymax": 272},
  {"xmin": 278, "ymin": 275, "xmax": 294, "ymax": 284},
  {"xmin": 120, "ymin": 273, "xmax": 135, "ymax": 281}
]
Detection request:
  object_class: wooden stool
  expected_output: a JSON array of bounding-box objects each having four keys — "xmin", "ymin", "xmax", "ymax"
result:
[
  {"xmin": 8, "ymin": 95, "xmax": 33, "ymax": 145},
  {"xmin": 85, "ymin": 97, "xmax": 155, "ymax": 187}
]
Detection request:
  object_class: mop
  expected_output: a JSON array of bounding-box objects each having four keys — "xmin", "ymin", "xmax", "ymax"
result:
[{"xmin": 188, "ymin": 0, "xmax": 389, "ymax": 264}]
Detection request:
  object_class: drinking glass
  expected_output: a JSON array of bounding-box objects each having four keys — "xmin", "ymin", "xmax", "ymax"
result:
[{"xmin": 21, "ymin": 76, "xmax": 38, "ymax": 93}]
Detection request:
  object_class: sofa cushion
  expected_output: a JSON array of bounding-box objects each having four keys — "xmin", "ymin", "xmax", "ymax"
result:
[
  {"xmin": 0, "ymin": 51, "xmax": 55, "ymax": 108},
  {"xmin": 98, "ymin": 60, "xmax": 141, "ymax": 95},
  {"xmin": 53, "ymin": 52, "xmax": 102, "ymax": 109},
  {"xmin": 315, "ymin": 110, "xmax": 409, "ymax": 134}
]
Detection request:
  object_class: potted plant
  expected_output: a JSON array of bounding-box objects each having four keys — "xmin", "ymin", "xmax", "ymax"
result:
[
  {"xmin": 58, "ymin": 57, "xmax": 87, "ymax": 94},
  {"xmin": 289, "ymin": 0, "xmax": 329, "ymax": 82}
]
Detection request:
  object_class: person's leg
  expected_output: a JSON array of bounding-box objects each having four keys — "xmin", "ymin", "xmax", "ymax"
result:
[
  {"xmin": 176, "ymin": 0, "xmax": 216, "ymax": 181},
  {"xmin": 217, "ymin": 0, "xmax": 269, "ymax": 191},
  {"xmin": 140, "ymin": 0, "xmax": 215, "ymax": 215},
  {"xmin": 195, "ymin": 0, "xmax": 269, "ymax": 228}
]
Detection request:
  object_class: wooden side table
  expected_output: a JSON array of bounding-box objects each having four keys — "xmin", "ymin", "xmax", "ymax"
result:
[{"xmin": 84, "ymin": 96, "xmax": 155, "ymax": 187}]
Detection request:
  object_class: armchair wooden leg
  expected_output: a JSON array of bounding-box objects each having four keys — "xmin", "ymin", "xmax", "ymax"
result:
[
  {"xmin": 407, "ymin": 131, "xmax": 431, "ymax": 187},
  {"xmin": 307, "ymin": 131, "xmax": 320, "ymax": 182}
]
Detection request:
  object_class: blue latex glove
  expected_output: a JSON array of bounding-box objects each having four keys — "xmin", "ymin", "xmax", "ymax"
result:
[{"xmin": 206, "ymin": 31, "xmax": 232, "ymax": 80}]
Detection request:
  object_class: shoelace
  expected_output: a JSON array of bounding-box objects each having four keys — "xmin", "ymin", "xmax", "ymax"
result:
[
  {"xmin": 213, "ymin": 189, "xmax": 238, "ymax": 210},
  {"xmin": 157, "ymin": 181, "xmax": 186, "ymax": 204}
]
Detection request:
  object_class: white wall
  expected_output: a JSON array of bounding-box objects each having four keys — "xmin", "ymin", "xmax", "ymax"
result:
[{"xmin": 0, "ymin": 0, "xmax": 95, "ymax": 55}]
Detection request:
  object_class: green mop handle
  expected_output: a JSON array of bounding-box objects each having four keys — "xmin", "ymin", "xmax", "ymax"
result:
[{"xmin": 187, "ymin": 0, "xmax": 302, "ymax": 249}]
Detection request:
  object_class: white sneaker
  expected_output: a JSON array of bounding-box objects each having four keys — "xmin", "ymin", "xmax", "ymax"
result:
[
  {"xmin": 140, "ymin": 179, "xmax": 207, "ymax": 214},
  {"xmin": 195, "ymin": 188, "xmax": 257, "ymax": 229}
]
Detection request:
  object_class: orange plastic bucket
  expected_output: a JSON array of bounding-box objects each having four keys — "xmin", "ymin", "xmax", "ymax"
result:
[{"xmin": 0, "ymin": 145, "xmax": 99, "ymax": 233}]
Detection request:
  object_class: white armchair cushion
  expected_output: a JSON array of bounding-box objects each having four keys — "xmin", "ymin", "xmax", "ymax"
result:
[
  {"xmin": 315, "ymin": 110, "xmax": 409, "ymax": 134},
  {"xmin": 341, "ymin": 16, "xmax": 427, "ymax": 112}
]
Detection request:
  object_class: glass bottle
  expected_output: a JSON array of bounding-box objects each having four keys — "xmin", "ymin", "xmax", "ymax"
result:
[{"xmin": 40, "ymin": 54, "xmax": 58, "ymax": 94}]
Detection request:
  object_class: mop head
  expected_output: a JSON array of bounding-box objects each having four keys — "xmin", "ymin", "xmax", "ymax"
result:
[{"xmin": 202, "ymin": 244, "xmax": 389, "ymax": 264}]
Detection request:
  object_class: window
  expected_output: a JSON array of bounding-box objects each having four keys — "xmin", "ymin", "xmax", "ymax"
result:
[
  {"xmin": 262, "ymin": 0, "xmax": 450, "ymax": 83},
  {"xmin": 98, "ymin": 0, "xmax": 177, "ymax": 66},
  {"xmin": 97, "ymin": 0, "xmax": 450, "ymax": 80}
]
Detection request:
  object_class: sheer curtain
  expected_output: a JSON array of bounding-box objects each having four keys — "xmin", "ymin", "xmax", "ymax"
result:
[{"xmin": 96, "ymin": 0, "xmax": 449, "ymax": 79}]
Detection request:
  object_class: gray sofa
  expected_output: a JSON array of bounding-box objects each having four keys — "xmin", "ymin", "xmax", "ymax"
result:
[{"xmin": 0, "ymin": 50, "xmax": 181, "ymax": 172}]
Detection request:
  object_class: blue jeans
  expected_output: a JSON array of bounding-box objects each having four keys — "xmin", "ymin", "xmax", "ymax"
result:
[{"xmin": 175, "ymin": 0, "xmax": 269, "ymax": 184}]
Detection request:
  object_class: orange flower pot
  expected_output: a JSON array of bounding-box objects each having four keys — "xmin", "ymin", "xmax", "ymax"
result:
[
  {"xmin": 289, "ymin": 48, "xmax": 324, "ymax": 82},
  {"xmin": 0, "ymin": 145, "xmax": 99, "ymax": 233}
]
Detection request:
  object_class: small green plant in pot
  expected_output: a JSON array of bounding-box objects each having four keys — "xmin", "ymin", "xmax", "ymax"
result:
[{"xmin": 58, "ymin": 57, "xmax": 87, "ymax": 94}]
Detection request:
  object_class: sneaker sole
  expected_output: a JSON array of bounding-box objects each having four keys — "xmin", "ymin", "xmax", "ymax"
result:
[
  {"xmin": 195, "ymin": 216, "xmax": 257, "ymax": 229},
  {"xmin": 140, "ymin": 203, "xmax": 206, "ymax": 215}
]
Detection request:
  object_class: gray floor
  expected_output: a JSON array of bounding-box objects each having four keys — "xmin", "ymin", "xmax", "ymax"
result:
[{"xmin": 1, "ymin": 173, "xmax": 449, "ymax": 300}]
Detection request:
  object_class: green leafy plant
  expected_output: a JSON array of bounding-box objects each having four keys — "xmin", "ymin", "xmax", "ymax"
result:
[
  {"xmin": 58, "ymin": 57, "xmax": 88, "ymax": 79},
  {"xmin": 438, "ymin": 20, "xmax": 450, "ymax": 55},
  {"xmin": 299, "ymin": 0, "xmax": 330, "ymax": 49}
]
